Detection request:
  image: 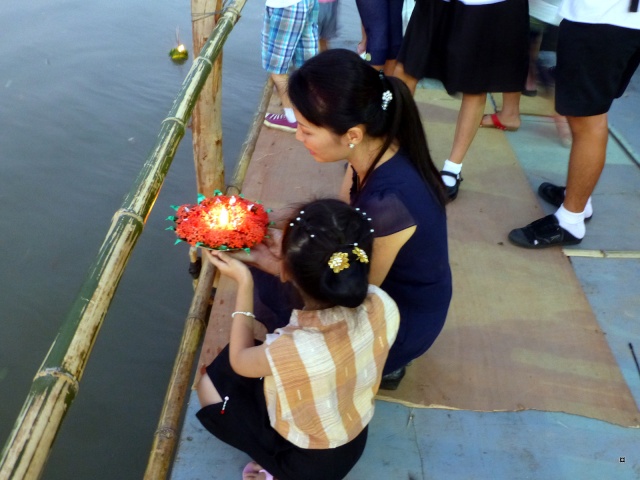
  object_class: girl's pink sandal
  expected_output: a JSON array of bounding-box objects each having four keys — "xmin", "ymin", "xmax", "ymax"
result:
[{"xmin": 242, "ymin": 462, "xmax": 274, "ymax": 480}]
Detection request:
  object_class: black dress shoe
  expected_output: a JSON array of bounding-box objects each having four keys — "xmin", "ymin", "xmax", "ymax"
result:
[
  {"xmin": 379, "ymin": 366, "xmax": 406, "ymax": 391},
  {"xmin": 538, "ymin": 182, "xmax": 592, "ymax": 221},
  {"xmin": 440, "ymin": 171, "xmax": 462, "ymax": 201},
  {"xmin": 537, "ymin": 182, "xmax": 565, "ymax": 207}
]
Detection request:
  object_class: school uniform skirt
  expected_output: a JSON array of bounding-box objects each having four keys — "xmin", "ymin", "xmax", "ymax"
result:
[
  {"xmin": 196, "ymin": 345, "xmax": 368, "ymax": 480},
  {"xmin": 398, "ymin": 0, "xmax": 529, "ymax": 94}
]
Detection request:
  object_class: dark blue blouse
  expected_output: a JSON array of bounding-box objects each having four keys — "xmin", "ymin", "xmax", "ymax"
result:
[{"xmin": 351, "ymin": 151, "xmax": 452, "ymax": 373}]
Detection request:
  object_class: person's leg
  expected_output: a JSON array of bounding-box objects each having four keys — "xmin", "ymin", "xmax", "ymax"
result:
[
  {"xmin": 355, "ymin": 0, "xmax": 388, "ymax": 70},
  {"xmin": 563, "ymin": 113, "xmax": 608, "ymax": 214},
  {"xmin": 357, "ymin": 24, "xmax": 367, "ymax": 55},
  {"xmin": 449, "ymin": 92, "xmax": 487, "ymax": 165},
  {"xmin": 197, "ymin": 371, "xmax": 223, "ymax": 407},
  {"xmin": 271, "ymin": 73, "xmax": 292, "ymax": 109},
  {"xmin": 507, "ymin": 113, "xmax": 607, "ymax": 248},
  {"xmin": 382, "ymin": 0, "xmax": 404, "ymax": 75},
  {"xmin": 262, "ymin": 3, "xmax": 311, "ymax": 131},
  {"xmin": 553, "ymin": 113, "xmax": 572, "ymax": 148},
  {"xmin": 393, "ymin": 61, "xmax": 418, "ymax": 94},
  {"xmin": 440, "ymin": 93, "xmax": 486, "ymax": 199}
]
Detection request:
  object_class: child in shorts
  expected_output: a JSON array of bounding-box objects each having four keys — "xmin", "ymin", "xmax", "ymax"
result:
[
  {"xmin": 262, "ymin": 0, "xmax": 319, "ymax": 133},
  {"xmin": 196, "ymin": 199, "xmax": 400, "ymax": 480},
  {"xmin": 509, "ymin": 0, "xmax": 640, "ymax": 249}
]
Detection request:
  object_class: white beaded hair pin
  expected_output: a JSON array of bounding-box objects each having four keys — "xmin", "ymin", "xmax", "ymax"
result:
[{"xmin": 381, "ymin": 90, "xmax": 393, "ymax": 111}]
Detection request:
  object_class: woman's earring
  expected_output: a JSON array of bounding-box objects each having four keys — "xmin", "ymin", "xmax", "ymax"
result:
[{"xmin": 349, "ymin": 143, "xmax": 355, "ymax": 149}]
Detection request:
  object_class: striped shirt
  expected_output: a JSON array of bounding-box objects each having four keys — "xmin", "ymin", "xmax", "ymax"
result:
[{"xmin": 263, "ymin": 285, "xmax": 399, "ymax": 449}]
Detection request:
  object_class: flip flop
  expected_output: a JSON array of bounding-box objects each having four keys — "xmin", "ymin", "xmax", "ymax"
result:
[{"xmin": 480, "ymin": 113, "xmax": 519, "ymax": 132}]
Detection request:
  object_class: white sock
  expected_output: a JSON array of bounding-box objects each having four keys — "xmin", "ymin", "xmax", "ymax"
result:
[
  {"xmin": 563, "ymin": 189, "xmax": 593, "ymax": 218},
  {"xmin": 554, "ymin": 204, "xmax": 586, "ymax": 239},
  {"xmin": 284, "ymin": 108, "xmax": 296, "ymax": 123},
  {"xmin": 441, "ymin": 159, "xmax": 462, "ymax": 187}
]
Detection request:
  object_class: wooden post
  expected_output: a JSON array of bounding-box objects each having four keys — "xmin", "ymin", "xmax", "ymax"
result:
[{"xmin": 191, "ymin": 0, "xmax": 225, "ymax": 197}]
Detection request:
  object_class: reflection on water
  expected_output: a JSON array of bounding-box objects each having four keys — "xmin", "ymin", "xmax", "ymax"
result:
[{"xmin": 0, "ymin": 0, "xmax": 358, "ymax": 478}]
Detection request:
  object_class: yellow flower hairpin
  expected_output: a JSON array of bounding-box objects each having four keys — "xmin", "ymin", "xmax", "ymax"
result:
[
  {"xmin": 352, "ymin": 246, "xmax": 369, "ymax": 264},
  {"xmin": 328, "ymin": 252, "xmax": 350, "ymax": 273}
]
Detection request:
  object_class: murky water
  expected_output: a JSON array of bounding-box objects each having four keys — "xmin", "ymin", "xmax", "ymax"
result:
[{"xmin": 0, "ymin": 0, "xmax": 359, "ymax": 478}]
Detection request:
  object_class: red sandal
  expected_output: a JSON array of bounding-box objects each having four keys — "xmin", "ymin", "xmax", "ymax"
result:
[{"xmin": 480, "ymin": 113, "xmax": 519, "ymax": 132}]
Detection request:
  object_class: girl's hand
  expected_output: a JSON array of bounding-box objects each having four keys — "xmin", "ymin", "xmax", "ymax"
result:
[
  {"xmin": 226, "ymin": 228, "xmax": 283, "ymax": 276},
  {"xmin": 203, "ymin": 250, "xmax": 253, "ymax": 285}
]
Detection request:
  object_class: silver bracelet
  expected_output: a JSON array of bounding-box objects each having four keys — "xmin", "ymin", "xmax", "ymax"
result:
[{"xmin": 231, "ymin": 311, "xmax": 256, "ymax": 319}]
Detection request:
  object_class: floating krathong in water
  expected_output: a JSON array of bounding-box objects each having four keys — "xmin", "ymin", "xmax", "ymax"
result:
[{"xmin": 169, "ymin": 26, "xmax": 188, "ymax": 62}]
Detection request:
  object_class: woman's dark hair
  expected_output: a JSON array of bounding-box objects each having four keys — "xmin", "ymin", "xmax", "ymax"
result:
[
  {"xmin": 281, "ymin": 198, "xmax": 373, "ymax": 309},
  {"xmin": 288, "ymin": 48, "xmax": 448, "ymax": 207}
]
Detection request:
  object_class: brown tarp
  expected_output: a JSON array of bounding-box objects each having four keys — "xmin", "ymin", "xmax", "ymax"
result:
[{"xmin": 195, "ymin": 89, "xmax": 640, "ymax": 427}]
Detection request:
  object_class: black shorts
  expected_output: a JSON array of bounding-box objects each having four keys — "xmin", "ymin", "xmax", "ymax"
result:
[
  {"xmin": 196, "ymin": 345, "xmax": 368, "ymax": 480},
  {"xmin": 555, "ymin": 20, "xmax": 640, "ymax": 117}
]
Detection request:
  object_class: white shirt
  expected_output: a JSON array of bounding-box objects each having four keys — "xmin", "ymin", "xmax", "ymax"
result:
[
  {"xmin": 529, "ymin": 0, "xmax": 563, "ymax": 25},
  {"xmin": 560, "ymin": 0, "xmax": 640, "ymax": 30},
  {"xmin": 265, "ymin": 0, "xmax": 301, "ymax": 8},
  {"xmin": 457, "ymin": 0, "xmax": 506, "ymax": 4}
]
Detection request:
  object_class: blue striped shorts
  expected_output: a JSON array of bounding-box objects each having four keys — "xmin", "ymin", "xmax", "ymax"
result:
[{"xmin": 262, "ymin": 0, "xmax": 319, "ymax": 74}]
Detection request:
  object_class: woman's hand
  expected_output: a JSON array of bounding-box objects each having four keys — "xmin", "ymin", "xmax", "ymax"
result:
[
  {"xmin": 226, "ymin": 228, "xmax": 283, "ymax": 276},
  {"xmin": 202, "ymin": 250, "xmax": 252, "ymax": 285}
]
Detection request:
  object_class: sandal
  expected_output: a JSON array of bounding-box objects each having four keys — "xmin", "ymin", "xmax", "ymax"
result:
[
  {"xmin": 440, "ymin": 171, "xmax": 463, "ymax": 201},
  {"xmin": 480, "ymin": 113, "xmax": 519, "ymax": 132},
  {"xmin": 242, "ymin": 462, "xmax": 274, "ymax": 480}
]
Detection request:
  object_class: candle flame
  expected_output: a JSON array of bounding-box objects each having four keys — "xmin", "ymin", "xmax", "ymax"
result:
[{"xmin": 219, "ymin": 207, "xmax": 229, "ymax": 226}]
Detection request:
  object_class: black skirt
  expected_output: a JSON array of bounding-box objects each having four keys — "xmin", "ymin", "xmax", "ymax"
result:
[
  {"xmin": 196, "ymin": 345, "xmax": 369, "ymax": 480},
  {"xmin": 398, "ymin": 0, "xmax": 529, "ymax": 94}
]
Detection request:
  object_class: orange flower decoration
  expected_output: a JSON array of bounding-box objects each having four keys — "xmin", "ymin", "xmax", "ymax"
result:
[{"xmin": 170, "ymin": 193, "xmax": 269, "ymax": 250}]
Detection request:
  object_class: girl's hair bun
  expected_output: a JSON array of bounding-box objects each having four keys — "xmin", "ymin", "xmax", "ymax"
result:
[{"xmin": 282, "ymin": 199, "xmax": 374, "ymax": 308}]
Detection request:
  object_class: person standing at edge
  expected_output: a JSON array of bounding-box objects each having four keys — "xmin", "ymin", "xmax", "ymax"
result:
[
  {"xmin": 262, "ymin": 0, "xmax": 319, "ymax": 133},
  {"xmin": 393, "ymin": 0, "xmax": 530, "ymax": 200},
  {"xmin": 509, "ymin": 0, "xmax": 640, "ymax": 248}
]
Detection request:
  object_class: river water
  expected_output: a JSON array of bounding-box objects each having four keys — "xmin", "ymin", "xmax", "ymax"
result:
[{"xmin": 0, "ymin": 1, "xmax": 359, "ymax": 478}]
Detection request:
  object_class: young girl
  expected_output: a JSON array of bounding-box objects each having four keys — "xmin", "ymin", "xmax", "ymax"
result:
[{"xmin": 197, "ymin": 199, "xmax": 400, "ymax": 480}]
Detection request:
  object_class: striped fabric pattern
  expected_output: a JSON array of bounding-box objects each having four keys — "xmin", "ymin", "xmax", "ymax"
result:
[
  {"xmin": 262, "ymin": 0, "xmax": 319, "ymax": 74},
  {"xmin": 263, "ymin": 285, "xmax": 399, "ymax": 449}
]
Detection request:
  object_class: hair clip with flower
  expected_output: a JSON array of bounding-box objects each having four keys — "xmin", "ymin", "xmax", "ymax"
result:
[
  {"xmin": 328, "ymin": 252, "xmax": 350, "ymax": 273},
  {"xmin": 352, "ymin": 245, "xmax": 369, "ymax": 264}
]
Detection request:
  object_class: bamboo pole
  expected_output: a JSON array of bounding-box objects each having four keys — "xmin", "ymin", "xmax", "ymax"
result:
[
  {"xmin": 144, "ymin": 78, "xmax": 274, "ymax": 478},
  {"xmin": 0, "ymin": 1, "xmax": 247, "ymax": 479},
  {"xmin": 192, "ymin": 0, "xmax": 225, "ymax": 197}
]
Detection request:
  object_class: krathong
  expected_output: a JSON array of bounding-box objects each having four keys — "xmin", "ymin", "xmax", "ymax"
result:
[{"xmin": 167, "ymin": 191, "xmax": 271, "ymax": 252}]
